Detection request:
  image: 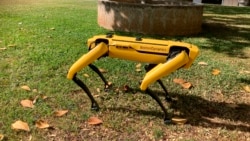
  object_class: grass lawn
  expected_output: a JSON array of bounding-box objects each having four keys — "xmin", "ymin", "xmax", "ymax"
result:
[{"xmin": 0, "ymin": 0, "xmax": 250, "ymax": 140}]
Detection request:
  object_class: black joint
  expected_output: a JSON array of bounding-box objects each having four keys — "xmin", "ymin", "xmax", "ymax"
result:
[
  {"xmin": 136, "ymin": 37, "xmax": 142, "ymax": 41},
  {"xmin": 106, "ymin": 33, "xmax": 113, "ymax": 38},
  {"xmin": 165, "ymin": 96, "xmax": 172, "ymax": 103}
]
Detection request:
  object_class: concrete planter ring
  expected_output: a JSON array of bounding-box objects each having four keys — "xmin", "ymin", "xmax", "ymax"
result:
[{"xmin": 98, "ymin": 0, "xmax": 204, "ymax": 36}]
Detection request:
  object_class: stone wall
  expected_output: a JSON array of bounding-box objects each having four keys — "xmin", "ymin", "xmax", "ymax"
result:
[{"xmin": 98, "ymin": 0, "xmax": 204, "ymax": 36}]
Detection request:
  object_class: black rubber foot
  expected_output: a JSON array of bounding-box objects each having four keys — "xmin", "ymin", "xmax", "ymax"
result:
[
  {"xmin": 164, "ymin": 118, "xmax": 172, "ymax": 124},
  {"xmin": 91, "ymin": 103, "xmax": 100, "ymax": 111},
  {"xmin": 165, "ymin": 96, "xmax": 172, "ymax": 103}
]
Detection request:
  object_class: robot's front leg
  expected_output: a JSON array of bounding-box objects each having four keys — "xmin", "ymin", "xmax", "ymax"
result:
[
  {"xmin": 67, "ymin": 42, "xmax": 109, "ymax": 110},
  {"xmin": 144, "ymin": 64, "xmax": 172, "ymax": 102},
  {"xmin": 141, "ymin": 50, "xmax": 189, "ymax": 124},
  {"xmin": 88, "ymin": 64, "xmax": 111, "ymax": 91}
]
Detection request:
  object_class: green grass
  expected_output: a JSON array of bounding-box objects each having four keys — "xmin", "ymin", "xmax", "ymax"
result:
[{"xmin": 0, "ymin": 0, "xmax": 250, "ymax": 140}]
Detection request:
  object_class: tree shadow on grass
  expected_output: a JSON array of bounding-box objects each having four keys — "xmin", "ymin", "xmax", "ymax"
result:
[
  {"xmin": 198, "ymin": 21, "xmax": 250, "ymax": 59},
  {"xmin": 106, "ymin": 91, "xmax": 250, "ymax": 132},
  {"xmin": 190, "ymin": 5, "xmax": 250, "ymax": 59}
]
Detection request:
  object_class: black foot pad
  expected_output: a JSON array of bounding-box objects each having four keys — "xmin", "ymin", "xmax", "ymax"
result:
[{"xmin": 164, "ymin": 118, "xmax": 172, "ymax": 124}]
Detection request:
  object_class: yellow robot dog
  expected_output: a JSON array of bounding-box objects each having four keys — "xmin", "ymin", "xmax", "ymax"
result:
[{"xmin": 67, "ymin": 34, "xmax": 199, "ymax": 124}]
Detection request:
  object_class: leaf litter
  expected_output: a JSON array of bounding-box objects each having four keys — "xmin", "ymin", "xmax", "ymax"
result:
[
  {"xmin": 20, "ymin": 99, "xmax": 34, "ymax": 108},
  {"xmin": 173, "ymin": 78, "xmax": 193, "ymax": 89},
  {"xmin": 54, "ymin": 110, "xmax": 69, "ymax": 117},
  {"xmin": 88, "ymin": 117, "xmax": 103, "ymax": 125},
  {"xmin": 35, "ymin": 119, "xmax": 50, "ymax": 129},
  {"xmin": 11, "ymin": 120, "xmax": 30, "ymax": 132}
]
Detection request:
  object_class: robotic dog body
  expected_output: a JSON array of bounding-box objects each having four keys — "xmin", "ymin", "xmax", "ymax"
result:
[{"xmin": 67, "ymin": 34, "xmax": 199, "ymax": 123}]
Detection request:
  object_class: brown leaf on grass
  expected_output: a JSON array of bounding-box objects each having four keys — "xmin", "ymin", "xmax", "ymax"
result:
[
  {"xmin": 173, "ymin": 78, "xmax": 192, "ymax": 89},
  {"xmin": 243, "ymin": 85, "xmax": 250, "ymax": 92},
  {"xmin": 21, "ymin": 85, "xmax": 31, "ymax": 91},
  {"xmin": 32, "ymin": 89, "xmax": 38, "ymax": 93},
  {"xmin": 54, "ymin": 110, "xmax": 68, "ymax": 117},
  {"xmin": 7, "ymin": 44, "xmax": 16, "ymax": 47},
  {"xmin": 173, "ymin": 78, "xmax": 186, "ymax": 84},
  {"xmin": 239, "ymin": 70, "xmax": 250, "ymax": 74},
  {"xmin": 181, "ymin": 82, "xmax": 192, "ymax": 89},
  {"xmin": 212, "ymin": 69, "xmax": 221, "ymax": 75},
  {"xmin": 93, "ymin": 94, "xmax": 100, "ymax": 98},
  {"xmin": 99, "ymin": 68, "xmax": 107, "ymax": 73},
  {"xmin": 32, "ymin": 95, "xmax": 39, "ymax": 104},
  {"xmin": 35, "ymin": 120, "xmax": 50, "ymax": 129},
  {"xmin": 104, "ymin": 82, "xmax": 112, "ymax": 90},
  {"xmin": 198, "ymin": 61, "xmax": 208, "ymax": 65},
  {"xmin": 135, "ymin": 68, "xmax": 142, "ymax": 72},
  {"xmin": 41, "ymin": 94, "xmax": 48, "ymax": 100},
  {"xmin": 136, "ymin": 63, "xmax": 142, "ymax": 68},
  {"xmin": 11, "ymin": 120, "xmax": 30, "ymax": 132},
  {"xmin": 171, "ymin": 117, "xmax": 187, "ymax": 125},
  {"xmin": 83, "ymin": 73, "xmax": 89, "ymax": 77},
  {"xmin": 0, "ymin": 47, "xmax": 7, "ymax": 50},
  {"xmin": 20, "ymin": 99, "xmax": 34, "ymax": 108},
  {"xmin": 0, "ymin": 134, "xmax": 4, "ymax": 141},
  {"xmin": 88, "ymin": 117, "xmax": 103, "ymax": 125},
  {"xmin": 96, "ymin": 88, "xmax": 101, "ymax": 93}
]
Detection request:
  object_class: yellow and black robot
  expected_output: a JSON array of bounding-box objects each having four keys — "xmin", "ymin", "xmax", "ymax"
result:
[{"xmin": 67, "ymin": 34, "xmax": 199, "ymax": 124}]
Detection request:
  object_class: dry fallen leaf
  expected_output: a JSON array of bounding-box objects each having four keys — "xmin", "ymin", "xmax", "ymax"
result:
[
  {"xmin": 135, "ymin": 68, "xmax": 142, "ymax": 72},
  {"xmin": 32, "ymin": 95, "xmax": 39, "ymax": 104},
  {"xmin": 243, "ymin": 85, "xmax": 250, "ymax": 92},
  {"xmin": 212, "ymin": 69, "xmax": 221, "ymax": 75},
  {"xmin": 11, "ymin": 120, "xmax": 30, "ymax": 132},
  {"xmin": 88, "ymin": 117, "xmax": 103, "ymax": 125},
  {"xmin": 0, "ymin": 47, "xmax": 6, "ymax": 50},
  {"xmin": 21, "ymin": 85, "xmax": 31, "ymax": 91},
  {"xmin": 173, "ymin": 78, "xmax": 186, "ymax": 84},
  {"xmin": 181, "ymin": 82, "xmax": 192, "ymax": 89},
  {"xmin": 136, "ymin": 63, "xmax": 142, "ymax": 68},
  {"xmin": 173, "ymin": 78, "xmax": 192, "ymax": 89},
  {"xmin": 108, "ymin": 81, "xmax": 112, "ymax": 86},
  {"xmin": 20, "ymin": 99, "xmax": 34, "ymax": 108},
  {"xmin": 0, "ymin": 134, "xmax": 4, "ymax": 141},
  {"xmin": 198, "ymin": 61, "xmax": 208, "ymax": 65},
  {"xmin": 172, "ymin": 117, "xmax": 187, "ymax": 125},
  {"xmin": 83, "ymin": 73, "xmax": 89, "ymax": 77},
  {"xmin": 35, "ymin": 120, "xmax": 50, "ymax": 129},
  {"xmin": 99, "ymin": 68, "xmax": 107, "ymax": 73},
  {"xmin": 8, "ymin": 44, "xmax": 16, "ymax": 47},
  {"xmin": 93, "ymin": 94, "xmax": 100, "ymax": 98},
  {"xmin": 32, "ymin": 89, "xmax": 38, "ymax": 93},
  {"xmin": 96, "ymin": 88, "xmax": 101, "ymax": 93},
  {"xmin": 54, "ymin": 110, "xmax": 68, "ymax": 117},
  {"xmin": 41, "ymin": 95, "xmax": 48, "ymax": 100},
  {"xmin": 239, "ymin": 70, "xmax": 250, "ymax": 74}
]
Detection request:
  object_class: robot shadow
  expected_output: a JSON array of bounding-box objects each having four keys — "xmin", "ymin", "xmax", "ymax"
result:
[{"xmin": 105, "ymin": 91, "xmax": 250, "ymax": 132}]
